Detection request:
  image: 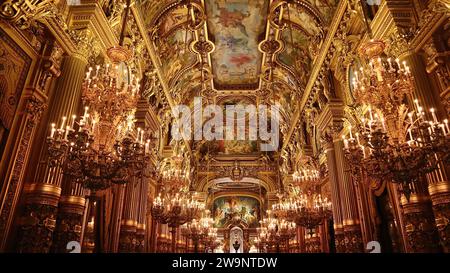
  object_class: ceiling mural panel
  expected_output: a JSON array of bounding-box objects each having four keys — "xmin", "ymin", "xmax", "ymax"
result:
[
  {"xmin": 205, "ymin": 0, "xmax": 269, "ymax": 90},
  {"xmin": 277, "ymin": 28, "xmax": 313, "ymax": 88},
  {"xmin": 152, "ymin": 6, "xmax": 198, "ymax": 84}
]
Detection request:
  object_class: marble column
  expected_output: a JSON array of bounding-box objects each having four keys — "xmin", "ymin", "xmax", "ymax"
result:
[{"xmin": 17, "ymin": 53, "xmax": 87, "ymax": 253}]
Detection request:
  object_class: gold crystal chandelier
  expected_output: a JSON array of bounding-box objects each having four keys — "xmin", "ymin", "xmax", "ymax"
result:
[
  {"xmin": 273, "ymin": 186, "xmax": 332, "ymax": 235},
  {"xmin": 180, "ymin": 210, "xmax": 213, "ymax": 252},
  {"xmin": 81, "ymin": 61, "xmax": 140, "ymax": 148},
  {"xmin": 47, "ymin": 50, "xmax": 145, "ymax": 191},
  {"xmin": 342, "ymin": 1, "xmax": 449, "ymax": 197},
  {"xmin": 152, "ymin": 192, "xmax": 204, "ymax": 252},
  {"xmin": 292, "ymin": 168, "xmax": 320, "ymax": 184},
  {"xmin": 256, "ymin": 210, "xmax": 296, "ymax": 253},
  {"xmin": 181, "ymin": 210, "xmax": 221, "ymax": 253},
  {"xmin": 45, "ymin": 0, "xmax": 151, "ymax": 192},
  {"xmin": 343, "ymin": 39, "xmax": 449, "ymax": 197}
]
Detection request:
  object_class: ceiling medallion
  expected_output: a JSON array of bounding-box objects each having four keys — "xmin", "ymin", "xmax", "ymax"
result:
[
  {"xmin": 192, "ymin": 40, "xmax": 215, "ymax": 55},
  {"xmin": 259, "ymin": 40, "xmax": 283, "ymax": 54}
]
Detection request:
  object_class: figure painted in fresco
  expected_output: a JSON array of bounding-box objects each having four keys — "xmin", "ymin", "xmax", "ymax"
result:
[
  {"xmin": 206, "ymin": 0, "xmax": 269, "ymax": 87},
  {"xmin": 214, "ymin": 2, "xmax": 250, "ymax": 37},
  {"xmin": 213, "ymin": 196, "xmax": 260, "ymax": 228}
]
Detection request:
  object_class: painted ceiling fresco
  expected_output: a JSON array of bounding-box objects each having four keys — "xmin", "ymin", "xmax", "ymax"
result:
[
  {"xmin": 151, "ymin": 5, "xmax": 198, "ymax": 83},
  {"xmin": 275, "ymin": 0, "xmax": 339, "ymax": 89},
  {"xmin": 205, "ymin": 0, "xmax": 269, "ymax": 90}
]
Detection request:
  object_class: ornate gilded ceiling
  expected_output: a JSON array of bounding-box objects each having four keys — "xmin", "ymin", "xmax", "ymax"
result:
[
  {"xmin": 206, "ymin": 0, "xmax": 269, "ymax": 90},
  {"xmin": 138, "ymin": 0, "xmax": 340, "ymax": 192},
  {"xmin": 142, "ymin": 0, "xmax": 340, "ymax": 108}
]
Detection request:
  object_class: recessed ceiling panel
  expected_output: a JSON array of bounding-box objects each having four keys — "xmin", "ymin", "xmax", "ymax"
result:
[{"xmin": 205, "ymin": 0, "xmax": 269, "ymax": 90}]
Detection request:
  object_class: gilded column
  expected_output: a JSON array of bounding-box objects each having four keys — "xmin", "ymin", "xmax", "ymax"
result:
[
  {"xmin": 0, "ymin": 96, "xmax": 47, "ymax": 251},
  {"xmin": 334, "ymin": 139, "xmax": 364, "ymax": 252},
  {"xmin": 427, "ymin": 169, "xmax": 450, "ymax": 252},
  {"xmin": 401, "ymin": 180, "xmax": 441, "ymax": 252},
  {"xmin": 17, "ymin": 33, "xmax": 90, "ymax": 252},
  {"xmin": 50, "ymin": 181, "xmax": 86, "ymax": 253},
  {"xmin": 118, "ymin": 180, "xmax": 138, "ymax": 252},
  {"xmin": 297, "ymin": 226, "xmax": 306, "ymax": 253},
  {"xmin": 403, "ymin": 52, "xmax": 450, "ymax": 252},
  {"xmin": 135, "ymin": 179, "xmax": 148, "ymax": 253},
  {"xmin": 322, "ymin": 131, "xmax": 345, "ymax": 252},
  {"xmin": 320, "ymin": 223, "xmax": 330, "ymax": 252},
  {"xmin": 0, "ymin": 34, "xmax": 62, "ymax": 251}
]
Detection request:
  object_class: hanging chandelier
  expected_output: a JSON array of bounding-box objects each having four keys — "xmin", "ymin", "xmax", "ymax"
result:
[
  {"xmin": 202, "ymin": 228, "xmax": 221, "ymax": 253},
  {"xmin": 180, "ymin": 210, "xmax": 214, "ymax": 252},
  {"xmin": 292, "ymin": 168, "xmax": 320, "ymax": 184},
  {"xmin": 45, "ymin": 0, "xmax": 152, "ymax": 192},
  {"xmin": 46, "ymin": 109, "xmax": 151, "ymax": 191},
  {"xmin": 273, "ymin": 188, "xmax": 332, "ymax": 235},
  {"xmin": 46, "ymin": 47, "xmax": 146, "ymax": 191},
  {"xmin": 343, "ymin": 39, "xmax": 450, "ymax": 197},
  {"xmin": 257, "ymin": 210, "xmax": 296, "ymax": 252},
  {"xmin": 151, "ymin": 189, "xmax": 204, "ymax": 252}
]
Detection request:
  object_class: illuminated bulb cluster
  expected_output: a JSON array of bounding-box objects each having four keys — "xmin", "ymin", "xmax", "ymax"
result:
[{"xmin": 292, "ymin": 168, "xmax": 320, "ymax": 183}]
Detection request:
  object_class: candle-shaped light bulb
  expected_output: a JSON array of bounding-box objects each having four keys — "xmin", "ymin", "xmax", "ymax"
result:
[
  {"xmin": 60, "ymin": 116, "xmax": 67, "ymax": 130},
  {"xmin": 368, "ymin": 106, "xmax": 374, "ymax": 121},
  {"xmin": 381, "ymin": 117, "xmax": 386, "ymax": 132},
  {"xmin": 342, "ymin": 135, "xmax": 349, "ymax": 149},
  {"xmin": 83, "ymin": 106, "xmax": 89, "ymax": 121},
  {"xmin": 136, "ymin": 127, "xmax": 141, "ymax": 142},
  {"xmin": 444, "ymin": 119, "xmax": 449, "ymax": 134},
  {"xmin": 349, "ymin": 126, "xmax": 353, "ymax": 139},
  {"xmin": 414, "ymin": 99, "xmax": 420, "ymax": 111},
  {"xmin": 408, "ymin": 112, "xmax": 413, "ymax": 125},
  {"xmin": 430, "ymin": 108, "xmax": 438, "ymax": 123},
  {"xmin": 64, "ymin": 125, "xmax": 70, "ymax": 140},
  {"xmin": 70, "ymin": 115, "xmax": 76, "ymax": 130},
  {"xmin": 50, "ymin": 123, "xmax": 56, "ymax": 138}
]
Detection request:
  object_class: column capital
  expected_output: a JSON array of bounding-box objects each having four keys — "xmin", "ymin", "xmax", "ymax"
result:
[
  {"xmin": 70, "ymin": 28, "xmax": 100, "ymax": 63},
  {"xmin": 315, "ymin": 100, "xmax": 344, "ymax": 134}
]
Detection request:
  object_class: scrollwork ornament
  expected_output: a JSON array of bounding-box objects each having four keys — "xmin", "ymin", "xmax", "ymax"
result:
[
  {"xmin": 0, "ymin": 0, "xmax": 58, "ymax": 30},
  {"xmin": 25, "ymin": 96, "xmax": 47, "ymax": 124}
]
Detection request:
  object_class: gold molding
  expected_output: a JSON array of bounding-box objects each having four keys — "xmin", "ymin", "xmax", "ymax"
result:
[
  {"xmin": 24, "ymin": 183, "xmax": 62, "ymax": 197},
  {"xmin": 281, "ymin": 0, "xmax": 348, "ymax": 149}
]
